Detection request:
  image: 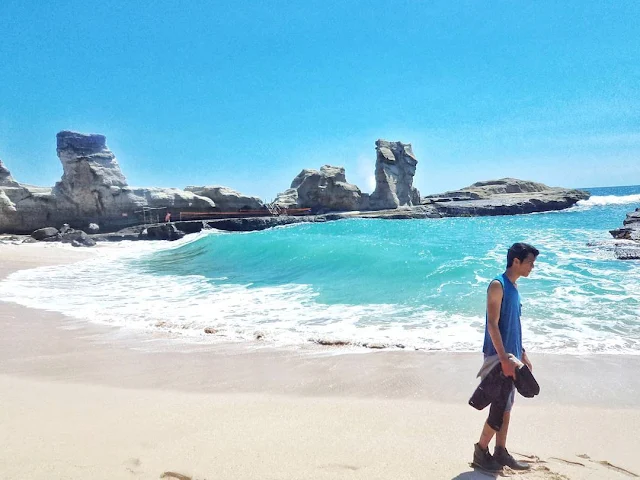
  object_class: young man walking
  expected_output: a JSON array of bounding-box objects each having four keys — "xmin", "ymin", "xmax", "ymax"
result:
[{"xmin": 472, "ymin": 242, "xmax": 539, "ymax": 472}]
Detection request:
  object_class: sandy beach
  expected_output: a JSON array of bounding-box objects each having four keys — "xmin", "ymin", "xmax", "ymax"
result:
[{"xmin": 1, "ymin": 244, "xmax": 639, "ymax": 480}]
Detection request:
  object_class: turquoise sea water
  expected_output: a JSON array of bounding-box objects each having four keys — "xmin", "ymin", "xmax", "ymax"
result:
[{"xmin": 1, "ymin": 185, "xmax": 639, "ymax": 354}]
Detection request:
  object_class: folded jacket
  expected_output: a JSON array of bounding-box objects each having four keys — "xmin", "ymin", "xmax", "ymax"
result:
[{"xmin": 468, "ymin": 359, "xmax": 540, "ymax": 431}]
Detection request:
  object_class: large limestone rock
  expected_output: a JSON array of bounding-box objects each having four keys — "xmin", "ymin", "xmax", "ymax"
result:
[
  {"xmin": 55, "ymin": 131, "xmax": 127, "ymax": 190},
  {"xmin": 369, "ymin": 140, "xmax": 420, "ymax": 210},
  {"xmin": 274, "ymin": 165, "xmax": 366, "ymax": 212},
  {"xmin": 425, "ymin": 178, "xmax": 553, "ymax": 201},
  {"xmin": 0, "ymin": 131, "xmax": 217, "ymax": 234},
  {"xmin": 185, "ymin": 186, "xmax": 264, "ymax": 211},
  {"xmin": 424, "ymin": 178, "xmax": 590, "ymax": 216}
]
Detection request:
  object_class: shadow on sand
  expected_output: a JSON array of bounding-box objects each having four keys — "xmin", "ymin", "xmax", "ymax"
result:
[{"xmin": 451, "ymin": 469, "xmax": 499, "ymax": 480}]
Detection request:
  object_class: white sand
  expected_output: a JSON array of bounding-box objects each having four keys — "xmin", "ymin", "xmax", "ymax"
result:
[{"xmin": 0, "ymin": 244, "xmax": 639, "ymax": 479}]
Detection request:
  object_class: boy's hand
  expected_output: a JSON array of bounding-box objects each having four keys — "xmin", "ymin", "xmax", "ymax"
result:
[{"xmin": 500, "ymin": 357, "xmax": 517, "ymax": 378}]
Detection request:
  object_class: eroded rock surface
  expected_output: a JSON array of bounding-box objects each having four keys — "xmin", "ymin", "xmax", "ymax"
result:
[
  {"xmin": 274, "ymin": 165, "xmax": 366, "ymax": 212},
  {"xmin": 610, "ymin": 208, "xmax": 640, "ymax": 259},
  {"xmin": 0, "ymin": 160, "xmax": 19, "ymax": 187},
  {"xmin": 369, "ymin": 140, "xmax": 420, "ymax": 210},
  {"xmin": 425, "ymin": 178, "xmax": 589, "ymax": 216},
  {"xmin": 0, "ymin": 131, "xmax": 216, "ymax": 233},
  {"xmin": 185, "ymin": 186, "xmax": 264, "ymax": 211}
]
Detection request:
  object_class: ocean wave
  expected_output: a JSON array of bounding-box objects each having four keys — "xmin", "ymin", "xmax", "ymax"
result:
[
  {"xmin": 576, "ymin": 193, "xmax": 640, "ymax": 207},
  {"xmin": 1, "ymin": 248, "xmax": 639, "ymax": 355}
]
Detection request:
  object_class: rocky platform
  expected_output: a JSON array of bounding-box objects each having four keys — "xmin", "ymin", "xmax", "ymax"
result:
[
  {"xmin": 424, "ymin": 178, "xmax": 589, "ymax": 216},
  {"xmin": 609, "ymin": 208, "xmax": 640, "ymax": 260}
]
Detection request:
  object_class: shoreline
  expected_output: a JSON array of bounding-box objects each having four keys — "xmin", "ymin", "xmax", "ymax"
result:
[
  {"xmin": 1, "ymin": 244, "xmax": 639, "ymax": 406},
  {"xmin": 1, "ymin": 244, "xmax": 640, "ymax": 479}
]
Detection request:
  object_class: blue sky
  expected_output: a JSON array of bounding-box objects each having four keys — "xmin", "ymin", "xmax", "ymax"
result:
[{"xmin": 1, "ymin": 0, "xmax": 639, "ymax": 200}]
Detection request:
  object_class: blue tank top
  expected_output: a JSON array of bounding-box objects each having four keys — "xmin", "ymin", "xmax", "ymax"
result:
[{"xmin": 482, "ymin": 273, "xmax": 523, "ymax": 360}]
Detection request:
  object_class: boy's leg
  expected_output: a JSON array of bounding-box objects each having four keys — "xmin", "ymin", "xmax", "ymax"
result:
[
  {"xmin": 495, "ymin": 411, "xmax": 510, "ymax": 447},
  {"xmin": 493, "ymin": 399, "xmax": 530, "ymax": 471},
  {"xmin": 478, "ymin": 421, "xmax": 496, "ymax": 450}
]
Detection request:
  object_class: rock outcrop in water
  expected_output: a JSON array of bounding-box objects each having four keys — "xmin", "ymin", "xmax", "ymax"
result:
[
  {"xmin": 423, "ymin": 178, "xmax": 590, "ymax": 216},
  {"xmin": 369, "ymin": 140, "xmax": 420, "ymax": 210},
  {"xmin": 610, "ymin": 208, "xmax": 640, "ymax": 259},
  {"xmin": 274, "ymin": 165, "xmax": 367, "ymax": 212}
]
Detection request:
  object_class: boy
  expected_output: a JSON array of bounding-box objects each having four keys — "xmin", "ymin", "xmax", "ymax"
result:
[{"xmin": 472, "ymin": 242, "xmax": 539, "ymax": 472}]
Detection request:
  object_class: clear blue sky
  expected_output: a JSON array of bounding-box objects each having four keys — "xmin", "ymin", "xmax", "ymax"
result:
[{"xmin": 1, "ymin": 0, "xmax": 638, "ymax": 200}]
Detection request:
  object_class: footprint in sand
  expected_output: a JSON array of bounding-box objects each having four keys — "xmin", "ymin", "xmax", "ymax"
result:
[
  {"xmin": 318, "ymin": 463, "xmax": 360, "ymax": 472},
  {"xmin": 506, "ymin": 453, "xmax": 639, "ymax": 479},
  {"xmin": 124, "ymin": 457, "xmax": 142, "ymax": 475},
  {"xmin": 160, "ymin": 472, "xmax": 192, "ymax": 480}
]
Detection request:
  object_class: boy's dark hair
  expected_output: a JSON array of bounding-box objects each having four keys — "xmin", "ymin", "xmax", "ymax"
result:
[{"xmin": 507, "ymin": 242, "xmax": 539, "ymax": 267}]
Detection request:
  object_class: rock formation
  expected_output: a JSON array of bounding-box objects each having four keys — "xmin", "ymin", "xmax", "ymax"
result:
[
  {"xmin": 610, "ymin": 208, "xmax": 640, "ymax": 241},
  {"xmin": 426, "ymin": 178, "xmax": 550, "ymax": 201},
  {"xmin": 0, "ymin": 131, "xmax": 219, "ymax": 233},
  {"xmin": 1, "ymin": 132, "xmax": 596, "ymax": 238},
  {"xmin": 610, "ymin": 208, "xmax": 640, "ymax": 259},
  {"xmin": 369, "ymin": 140, "xmax": 420, "ymax": 210},
  {"xmin": 185, "ymin": 186, "xmax": 264, "ymax": 211},
  {"xmin": 424, "ymin": 178, "xmax": 590, "ymax": 216},
  {"xmin": 274, "ymin": 165, "xmax": 366, "ymax": 212}
]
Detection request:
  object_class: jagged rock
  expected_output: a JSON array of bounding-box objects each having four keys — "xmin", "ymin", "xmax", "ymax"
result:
[
  {"xmin": 31, "ymin": 227, "xmax": 60, "ymax": 241},
  {"xmin": 184, "ymin": 186, "xmax": 264, "ymax": 211},
  {"xmin": 369, "ymin": 140, "xmax": 420, "ymax": 210},
  {"xmin": 91, "ymin": 232, "xmax": 141, "ymax": 242},
  {"xmin": 145, "ymin": 223, "xmax": 185, "ymax": 241},
  {"xmin": 610, "ymin": 227, "xmax": 640, "ymax": 241},
  {"xmin": 614, "ymin": 245, "xmax": 640, "ymax": 260},
  {"xmin": 623, "ymin": 208, "xmax": 640, "ymax": 226},
  {"xmin": 610, "ymin": 208, "xmax": 640, "ymax": 259},
  {"xmin": 273, "ymin": 188, "xmax": 299, "ymax": 208},
  {"xmin": 87, "ymin": 222, "xmax": 100, "ymax": 233},
  {"xmin": 274, "ymin": 165, "xmax": 365, "ymax": 212},
  {"xmin": 0, "ymin": 160, "xmax": 19, "ymax": 187},
  {"xmin": 610, "ymin": 208, "xmax": 640, "ymax": 242},
  {"xmin": 60, "ymin": 229, "xmax": 96, "ymax": 246}
]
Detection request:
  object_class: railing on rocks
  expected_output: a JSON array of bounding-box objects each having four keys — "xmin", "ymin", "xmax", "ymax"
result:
[{"xmin": 178, "ymin": 207, "xmax": 311, "ymax": 221}]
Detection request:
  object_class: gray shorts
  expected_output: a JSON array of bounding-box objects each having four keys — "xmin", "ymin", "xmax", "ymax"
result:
[{"xmin": 505, "ymin": 384, "xmax": 516, "ymax": 412}]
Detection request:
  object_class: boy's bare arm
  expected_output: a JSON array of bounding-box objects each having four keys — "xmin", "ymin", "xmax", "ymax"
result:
[{"xmin": 486, "ymin": 280, "xmax": 517, "ymax": 378}]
